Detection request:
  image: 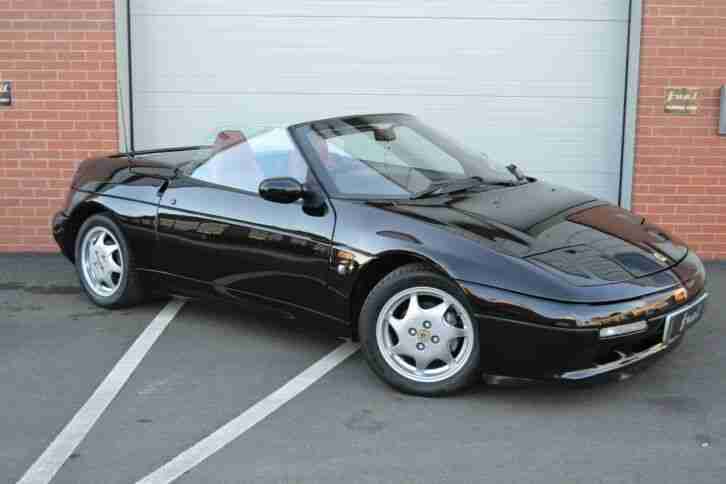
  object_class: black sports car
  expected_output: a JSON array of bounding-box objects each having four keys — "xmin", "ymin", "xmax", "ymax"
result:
[{"xmin": 53, "ymin": 113, "xmax": 708, "ymax": 396}]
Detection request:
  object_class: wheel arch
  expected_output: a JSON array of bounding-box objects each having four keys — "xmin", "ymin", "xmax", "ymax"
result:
[
  {"xmin": 63, "ymin": 201, "xmax": 113, "ymax": 262},
  {"xmin": 348, "ymin": 250, "xmax": 452, "ymax": 341}
]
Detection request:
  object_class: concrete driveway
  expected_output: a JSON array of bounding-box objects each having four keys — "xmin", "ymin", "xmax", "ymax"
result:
[{"xmin": 1, "ymin": 254, "xmax": 724, "ymax": 483}]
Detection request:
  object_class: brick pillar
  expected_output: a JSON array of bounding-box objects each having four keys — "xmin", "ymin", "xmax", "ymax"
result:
[
  {"xmin": 633, "ymin": 0, "xmax": 726, "ymax": 260},
  {"xmin": 0, "ymin": 0, "xmax": 119, "ymax": 252}
]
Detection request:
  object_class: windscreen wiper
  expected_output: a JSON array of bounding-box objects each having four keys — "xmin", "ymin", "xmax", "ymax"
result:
[
  {"xmin": 411, "ymin": 177, "xmax": 480, "ymax": 199},
  {"xmin": 506, "ymin": 164, "xmax": 528, "ymax": 184},
  {"xmin": 411, "ymin": 176, "xmax": 520, "ymax": 199}
]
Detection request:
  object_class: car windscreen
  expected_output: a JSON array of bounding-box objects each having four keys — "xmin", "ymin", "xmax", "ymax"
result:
[{"xmin": 291, "ymin": 114, "xmax": 520, "ymax": 199}]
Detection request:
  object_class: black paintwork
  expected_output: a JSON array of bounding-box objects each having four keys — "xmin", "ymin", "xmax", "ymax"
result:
[{"xmin": 53, "ymin": 121, "xmax": 708, "ymax": 380}]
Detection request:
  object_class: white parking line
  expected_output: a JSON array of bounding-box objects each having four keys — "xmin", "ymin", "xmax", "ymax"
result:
[
  {"xmin": 17, "ymin": 299, "xmax": 186, "ymax": 484},
  {"xmin": 136, "ymin": 340, "xmax": 360, "ymax": 484}
]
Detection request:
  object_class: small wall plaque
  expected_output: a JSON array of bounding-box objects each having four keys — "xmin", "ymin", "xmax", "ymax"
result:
[
  {"xmin": 0, "ymin": 81, "xmax": 12, "ymax": 107},
  {"xmin": 664, "ymin": 87, "xmax": 699, "ymax": 115}
]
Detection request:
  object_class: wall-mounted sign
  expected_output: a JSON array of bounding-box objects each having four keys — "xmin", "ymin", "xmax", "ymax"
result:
[
  {"xmin": 0, "ymin": 81, "xmax": 12, "ymax": 107},
  {"xmin": 664, "ymin": 87, "xmax": 699, "ymax": 115}
]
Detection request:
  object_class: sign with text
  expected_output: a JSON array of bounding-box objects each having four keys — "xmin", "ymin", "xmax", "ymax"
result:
[
  {"xmin": 0, "ymin": 81, "xmax": 11, "ymax": 106},
  {"xmin": 664, "ymin": 87, "xmax": 699, "ymax": 115}
]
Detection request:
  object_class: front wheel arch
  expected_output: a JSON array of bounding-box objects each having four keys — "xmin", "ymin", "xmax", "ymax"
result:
[
  {"xmin": 357, "ymin": 262, "xmax": 481, "ymax": 396},
  {"xmin": 348, "ymin": 251, "xmax": 452, "ymax": 340}
]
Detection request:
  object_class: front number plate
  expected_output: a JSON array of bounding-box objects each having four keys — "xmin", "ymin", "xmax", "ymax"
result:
[{"xmin": 663, "ymin": 298, "xmax": 705, "ymax": 343}]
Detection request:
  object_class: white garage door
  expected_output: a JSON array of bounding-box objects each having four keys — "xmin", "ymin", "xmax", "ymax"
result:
[{"xmin": 129, "ymin": 0, "xmax": 631, "ymax": 203}]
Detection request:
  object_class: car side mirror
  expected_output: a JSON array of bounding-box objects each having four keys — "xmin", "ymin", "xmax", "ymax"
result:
[{"xmin": 259, "ymin": 177, "xmax": 304, "ymax": 204}]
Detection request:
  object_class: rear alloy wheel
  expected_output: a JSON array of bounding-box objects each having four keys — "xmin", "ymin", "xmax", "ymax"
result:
[
  {"xmin": 81, "ymin": 226, "xmax": 124, "ymax": 297},
  {"xmin": 75, "ymin": 213, "xmax": 146, "ymax": 308},
  {"xmin": 360, "ymin": 264, "xmax": 480, "ymax": 396}
]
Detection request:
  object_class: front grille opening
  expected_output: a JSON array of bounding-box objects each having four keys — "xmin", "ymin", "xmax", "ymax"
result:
[
  {"xmin": 631, "ymin": 332, "xmax": 663, "ymax": 353},
  {"xmin": 594, "ymin": 319, "xmax": 665, "ymax": 366},
  {"xmin": 595, "ymin": 350, "xmax": 626, "ymax": 366}
]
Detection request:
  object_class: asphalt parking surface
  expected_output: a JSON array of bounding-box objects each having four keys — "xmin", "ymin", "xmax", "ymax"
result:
[{"xmin": 1, "ymin": 254, "xmax": 725, "ymax": 484}]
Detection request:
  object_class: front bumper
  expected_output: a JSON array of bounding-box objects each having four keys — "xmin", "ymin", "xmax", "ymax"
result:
[
  {"xmin": 559, "ymin": 291, "xmax": 708, "ymax": 379},
  {"xmin": 460, "ymin": 258, "xmax": 708, "ymax": 380}
]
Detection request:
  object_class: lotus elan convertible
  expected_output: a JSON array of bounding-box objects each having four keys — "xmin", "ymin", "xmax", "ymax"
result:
[{"xmin": 53, "ymin": 113, "xmax": 708, "ymax": 396}]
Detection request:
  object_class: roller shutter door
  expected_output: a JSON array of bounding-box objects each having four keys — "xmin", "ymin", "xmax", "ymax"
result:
[{"xmin": 129, "ymin": 1, "xmax": 631, "ymax": 202}]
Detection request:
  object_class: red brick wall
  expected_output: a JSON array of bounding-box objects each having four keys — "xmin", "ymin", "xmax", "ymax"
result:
[
  {"xmin": 0, "ymin": 0, "xmax": 117, "ymax": 252},
  {"xmin": 633, "ymin": 0, "xmax": 726, "ymax": 260}
]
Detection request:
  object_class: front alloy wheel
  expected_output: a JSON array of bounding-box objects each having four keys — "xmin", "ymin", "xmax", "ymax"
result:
[
  {"xmin": 359, "ymin": 263, "xmax": 480, "ymax": 396},
  {"xmin": 376, "ymin": 287, "xmax": 475, "ymax": 383}
]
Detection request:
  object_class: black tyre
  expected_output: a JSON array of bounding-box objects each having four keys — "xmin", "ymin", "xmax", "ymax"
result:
[
  {"xmin": 359, "ymin": 263, "xmax": 480, "ymax": 396},
  {"xmin": 74, "ymin": 213, "xmax": 146, "ymax": 308}
]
